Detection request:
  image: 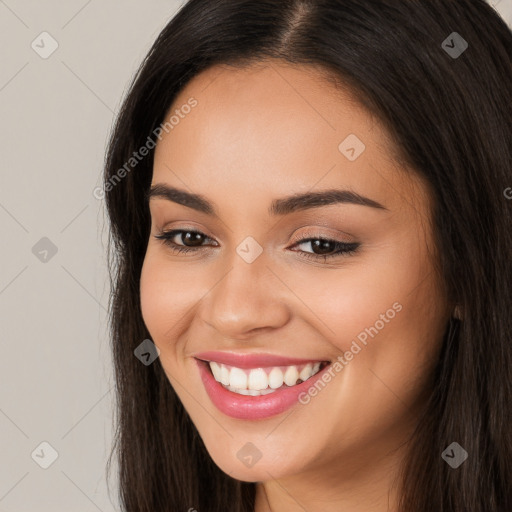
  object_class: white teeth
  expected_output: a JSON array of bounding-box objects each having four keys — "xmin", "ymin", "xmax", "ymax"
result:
[
  {"xmin": 283, "ymin": 366, "xmax": 299, "ymax": 386},
  {"xmin": 268, "ymin": 367, "xmax": 284, "ymax": 389},
  {"xmin": 248, "ymin": 368, "xmax": 268, "ymax": 390},
  {"xmin": 208, "ymin": 361, "xmax": 326, "ymax": 394},
  {"xmin": 299, "ymin": 363, "xmax": 312, "ymax": 382},
  {"xmin": 229, "ymin": 367, "xmax": 247, "ymax": 389},
  {"xmin": 210, "ymin": 361, "xmax": 221, "ymax": 382},
  {"xmin": 225, "ymin": 385, "xmax": 276, "ymax": 396},
  {"xmin": 220, "ymin": 365, "xmax": 230, "ymax": 386}
]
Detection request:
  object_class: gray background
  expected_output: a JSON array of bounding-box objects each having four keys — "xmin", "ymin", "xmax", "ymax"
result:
[{"xmin": 1, "ymin": 1, "xmax": 510, "ymax": 510}]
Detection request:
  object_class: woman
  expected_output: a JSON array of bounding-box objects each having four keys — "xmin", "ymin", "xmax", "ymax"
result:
[{"xmin": 103, "ymin": 1, "xmax": 512, "ymax": 510}]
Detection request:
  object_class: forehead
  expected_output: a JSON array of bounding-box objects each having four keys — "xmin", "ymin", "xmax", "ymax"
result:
[{"xmin": 152, "ymin": 60, "xmax": 427, "ymax": 215}]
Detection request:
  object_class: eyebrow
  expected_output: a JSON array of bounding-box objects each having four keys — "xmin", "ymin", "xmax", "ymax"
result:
[{"xmin": 147, "ymin": 183, "xmax": 388, "ymax": 217}]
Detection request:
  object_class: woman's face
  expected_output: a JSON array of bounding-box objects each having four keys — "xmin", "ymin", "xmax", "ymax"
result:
[{"xmin": 140, "ymin": 60, "xmax": 451, "ymax": 484}]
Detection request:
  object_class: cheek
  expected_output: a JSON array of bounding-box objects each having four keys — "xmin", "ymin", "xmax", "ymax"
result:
[
  {"xmin": 289, "ymin": 238, "xmax": 446, "ymax": 386},
  {"xmin": 140, "ymin": 252, "xmax": 198, "ymax": 332},
  {"xmin": 140, "ymin": 256, "xmax": 169, "ymax": 337},
  {"xmin": 286, "ymin": 259, "xmax": 413, "ymax": 351},
  {"xmin": 322, "ymin": 240, "xmax": 440, "ymax": 345}
]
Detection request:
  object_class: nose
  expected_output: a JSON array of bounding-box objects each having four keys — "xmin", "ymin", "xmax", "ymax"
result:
[{"xmin": 197, "ymin": 252, "xmax": 291, "ymax": 339}]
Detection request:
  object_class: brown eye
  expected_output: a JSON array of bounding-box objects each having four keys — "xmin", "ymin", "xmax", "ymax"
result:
[
  {"xmin": 291, "ymin": 237, "xmax": 360, "ymax": 261},
  {"xmin": 154, "ymin": 229, "xmax": 216, "ymax": 254},
  {"xmin": 178, "ymin": 231, "xmax": 207, "ymax": 247},
  {"xmin": 309, "ymin": 239, "xmax": 337, "ymax": 255}
]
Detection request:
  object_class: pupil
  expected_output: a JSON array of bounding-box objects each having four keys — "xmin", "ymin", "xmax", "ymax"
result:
[{"xmin": 312, "ymin": 239, "xmax": 334, "ymax": 255}]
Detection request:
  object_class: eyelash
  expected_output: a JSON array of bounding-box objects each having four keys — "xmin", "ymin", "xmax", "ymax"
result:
[{"xmin": 154, "ymin": 229, "xmax": 360, "ymax": 262}]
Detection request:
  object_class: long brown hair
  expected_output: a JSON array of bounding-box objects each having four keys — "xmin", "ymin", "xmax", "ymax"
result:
[{"xmin": 103, "ymin": 1, "xmax": 512, "ymax": 510}]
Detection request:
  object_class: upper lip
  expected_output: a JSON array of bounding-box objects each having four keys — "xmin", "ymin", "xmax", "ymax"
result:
[{"xmin": 193, "ymin": 350, "xmax": 329, "ymax": 369}]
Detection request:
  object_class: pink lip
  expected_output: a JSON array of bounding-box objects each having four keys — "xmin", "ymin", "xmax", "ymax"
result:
[
  {"xmin": 193, "ymin": 350, "xmax": 327, "ymax": 369},
  {"xmin": 195, "ymin": 358, "xmax": 331, "ymax": 420}
]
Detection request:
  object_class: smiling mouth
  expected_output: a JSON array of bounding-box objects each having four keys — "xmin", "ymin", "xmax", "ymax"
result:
[{"xmin": 199, "ymin": 359, "xmax": 331, "ymax": 396}]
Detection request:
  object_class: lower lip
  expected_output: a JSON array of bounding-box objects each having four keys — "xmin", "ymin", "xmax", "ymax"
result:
[{"xmin": 196, "ymin": 358, "xmax": 330, "ymax": 420}]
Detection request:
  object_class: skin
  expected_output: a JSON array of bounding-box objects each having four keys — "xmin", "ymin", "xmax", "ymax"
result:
[{"xmin": 140, "ymin": 60, "xmax": 452, "ymax": 512}]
